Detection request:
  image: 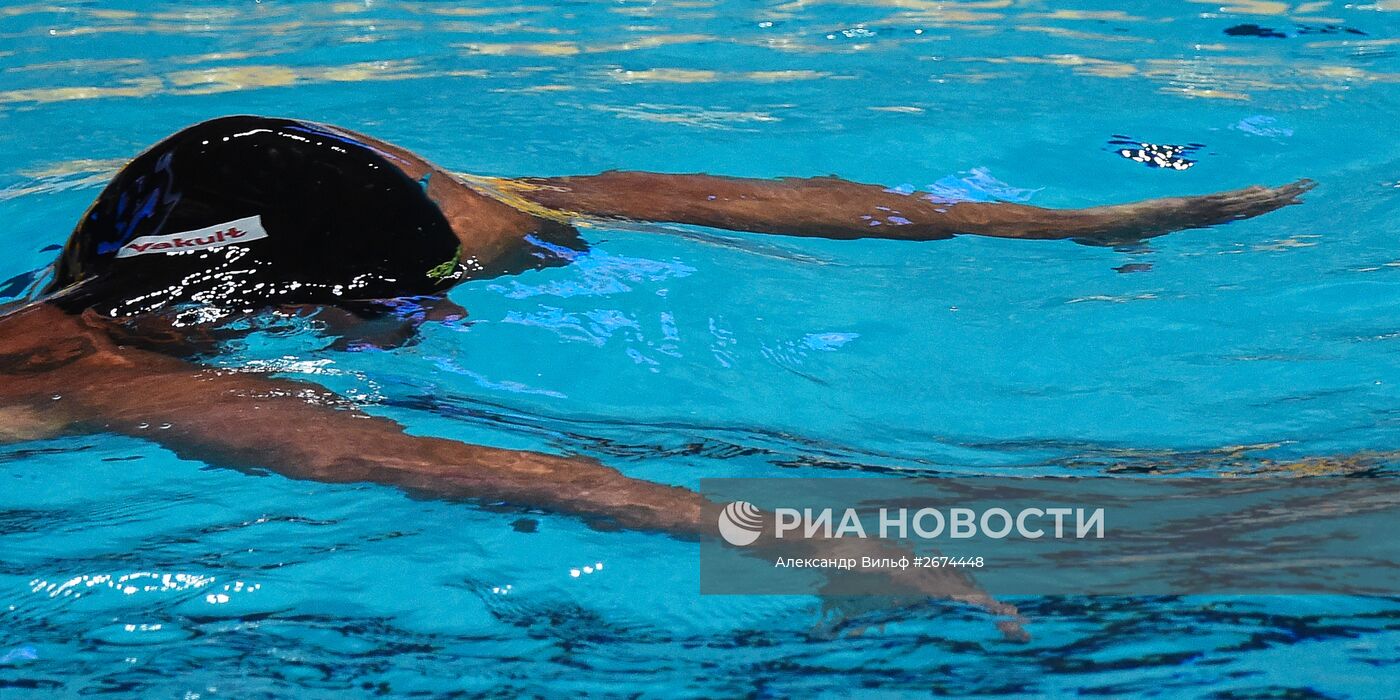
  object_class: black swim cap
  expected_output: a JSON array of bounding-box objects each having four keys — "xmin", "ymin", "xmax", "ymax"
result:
[{"xmin": 45, "ymin": 115, "xmax": 464, "ymax": 320}]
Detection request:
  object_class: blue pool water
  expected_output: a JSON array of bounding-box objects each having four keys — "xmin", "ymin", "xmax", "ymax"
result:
[{"xmin": 2, "ymin": 0, "xmax": 1399, "ymax": 696}]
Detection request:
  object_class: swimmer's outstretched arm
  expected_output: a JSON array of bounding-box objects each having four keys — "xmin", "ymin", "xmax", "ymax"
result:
[
  {"xmin": 0, "ymin": 304, "xmax": 703, "ymax": 532},
  {"xmin": 0, "ymin": 306, "xmax": 705, "ymax": 533},
  {"xmin": 512, "ymin": 172, "xmax": 1315, "ymax": 244},
  {"xmin": 1, "ymin": 302, "xmax": 1025, "ymax": 637},
  {"xmin": 333, "ymin": 125, "xmax": 1309, "ymax": 245}
]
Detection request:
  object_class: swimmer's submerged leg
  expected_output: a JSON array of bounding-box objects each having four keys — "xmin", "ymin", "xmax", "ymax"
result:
[{"xmin": 512, "ymin": 172, "xmax": 1315, "ymax": 244}]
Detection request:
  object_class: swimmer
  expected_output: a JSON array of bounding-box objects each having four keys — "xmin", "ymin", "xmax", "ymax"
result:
[{"xmin": 0, "ymin": 116, "xmax": 1315, "ymax": 634}]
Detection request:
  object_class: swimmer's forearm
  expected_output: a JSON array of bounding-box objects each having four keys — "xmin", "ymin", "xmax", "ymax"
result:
[
  {"xmin": 143, "ymin": 404, "xmax": 705, "ymax": 535},
  {"xmin": 0, "ymin": 304, "xmax": 705, "ymax": 536},
  {"xmin": 517, "ymin": 172, "xmax": 1313, "ymax": 243},
  {"xmin": 83, "ymin": 375, "xmax": 710, "ymax": 536}
]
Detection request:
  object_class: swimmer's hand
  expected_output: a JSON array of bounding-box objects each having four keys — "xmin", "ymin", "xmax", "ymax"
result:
[
  {"xmin": 1066, "ymin": 178, "xmax": 1317, "ymax": 246},
  {"xmin": 724, "ymin": 504, "xmax": 1027, "ymax": 641},
  {"xmin": 776, "ymin": 534, "xmax": 1030, "ymax": 643}
]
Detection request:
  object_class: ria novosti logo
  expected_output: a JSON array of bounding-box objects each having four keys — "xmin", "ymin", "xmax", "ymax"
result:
[
  {"xmin": 717, "ymin": 501, "xmax": 764, "ymax": 546},
  {"xmin": 116, "ymin": 215, "xmax": 269, "ymax": 258},
  {"xmin": 716, "ymin": 501, "xmax": 1105, "ymax": 546}
]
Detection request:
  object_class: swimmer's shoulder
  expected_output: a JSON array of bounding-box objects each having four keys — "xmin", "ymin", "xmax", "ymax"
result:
[{"xmin": 0, "ymin": 303, "xmax": 130, "ymax": 378}]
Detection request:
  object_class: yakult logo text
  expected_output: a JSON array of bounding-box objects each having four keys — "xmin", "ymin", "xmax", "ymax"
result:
[{"xmin": 116, "ymin": 215, "xmax": 269, "ymax": 258}]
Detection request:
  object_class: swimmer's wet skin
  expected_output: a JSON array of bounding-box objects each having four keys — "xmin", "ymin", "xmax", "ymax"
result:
[
  {"xmin": 513, "ymin": 171, "xmax": 1314, "ymax": 245},
  {"xmin": 0, "ymin": 116, "xmax": 1315, "ymax": 640}
]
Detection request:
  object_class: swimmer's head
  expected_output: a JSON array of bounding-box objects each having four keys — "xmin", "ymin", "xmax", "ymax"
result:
[{"xmin": 44, "ymin": 116, "xmax": 464, "ymax": 321}]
